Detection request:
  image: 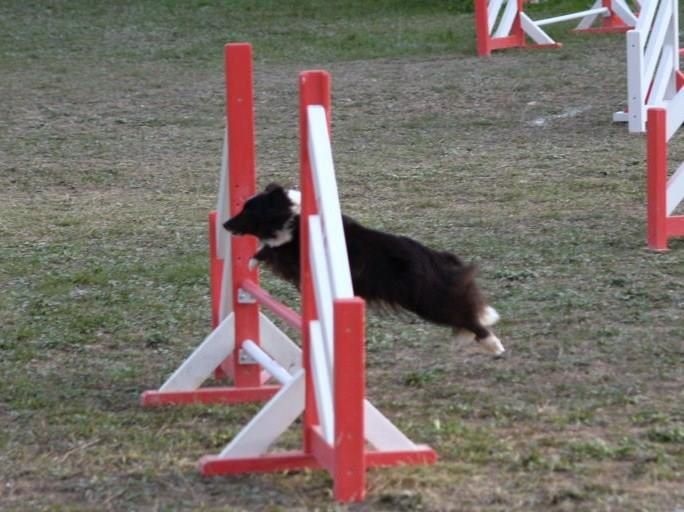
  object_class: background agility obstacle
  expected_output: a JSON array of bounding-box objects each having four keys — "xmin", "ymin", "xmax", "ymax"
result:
[
  {"xmin": 474, "ymin": 0, "xmax": 639, "ymax": 56},
  {"xmin": 614, "ymin": 0, "xmax": 684, "ymax": 132}
]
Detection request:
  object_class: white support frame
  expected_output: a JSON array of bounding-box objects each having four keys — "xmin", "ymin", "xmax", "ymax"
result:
[
  {"xmin": 576, "ymin": 0, "xmax": 638, "ymax": 29},
  {"xmin": 307, "ymin": 106, "xmax": 354, "ymax": 300},
  {"xmin": 219, "ymin": 370, "xmax": 306, "ymax": 458},
  {"xmin": 663, "ymin": 87, "xmax": 684, "ymax": 216},
  {"xmin": 493, "ymin": 0, "xmax": 519, "ymax": 38},
  {"xmin": 309, "ymin": 320, "xmax": 335, "ymax": 443},
  {"xmin": 158, "ymin": 313, "xmax": 236, "ymax": 392},
  {"xmin": 666, "ymin": 162, "xmax": 684, "ymax": 216},
  {"xmin": 488, "ymin": 0, "xmax": 505, "ymax": 34},
  {"xmin": 535, "ymin": 6, "xmax": 608, "ymax": 27},
  {"xmin": 242, "ymin": 340, "xmax": 294, "ymax": 385},
  {"xmin": 154, "ymin": 311, "xmax": 302, "ymax": 393},
  {"xmin": 485, "ymin": 0, "xmax": 638, "ymax": 46},
  {"xmin": 309, "ymin": 215, "xmax": 335, "ymax": 369},
  {"xmin": 216, "ymin": 128, "xmax": 233, "ymax": 321},
  {"xmin": 616, "ymin": 0, "xmax": 681, "ymax": 132},
  {"xmin": 520, "ymin": 12, "xmax": 557, "ymax": 45}
]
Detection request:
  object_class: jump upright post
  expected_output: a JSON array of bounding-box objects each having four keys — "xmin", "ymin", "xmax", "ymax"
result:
[
  {"xmin": 143, "ymin": 43, "xmax": 437, "ymax": 503},
  {"xmin": 475, "ymin": 0, "xmax": 639, "ymax": 56},
  {"xmin": 140, "ymin": 43, "xmax": 299, "ymax": 407},
  {"xmin": 646, "ymin": 101, "xmax": 684, "ymax": 250}
]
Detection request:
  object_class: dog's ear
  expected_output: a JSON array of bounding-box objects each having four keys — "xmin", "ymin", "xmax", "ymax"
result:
[{"xmin": 264, "ymin": 183, "xmax": 284, "ymax": 194}]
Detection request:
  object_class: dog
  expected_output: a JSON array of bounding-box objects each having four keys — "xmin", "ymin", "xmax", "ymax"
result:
[{"xmin": 223, "ymin": 183, "xmax": 504, "ymax": 355}]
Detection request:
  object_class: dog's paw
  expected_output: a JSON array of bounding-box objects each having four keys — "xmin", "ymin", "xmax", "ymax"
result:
[
  {"xmin": 287, "ymin": 189, "xmax": 301, "ymax": 213},
  {"xmin": 478, "ymin": 334, "xmax": 505, "ymax": 356},
  {"xmin": 480, "ymin": 306, "xmax": 500, "ymax": 327}
]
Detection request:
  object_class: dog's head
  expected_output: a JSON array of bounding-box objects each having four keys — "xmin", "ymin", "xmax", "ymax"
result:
[{"xmin": 223, "ymin": 183, "xmax": 301, "ymax": 247}]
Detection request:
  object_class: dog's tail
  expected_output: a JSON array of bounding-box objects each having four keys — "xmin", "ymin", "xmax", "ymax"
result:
[
  {"xmin": 458, "ymin": 263, "xmax": 479, "ymax": 289},
  {"xmin": 459, "ymin": 264, "xmax": 500, "ymax": 327},
  {"xmin": 458, "ymin": 264, "xmax": 483, "ymax": 309}
]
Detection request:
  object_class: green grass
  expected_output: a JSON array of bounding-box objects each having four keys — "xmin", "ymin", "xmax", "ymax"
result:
[
  {"xmin": 2, "ymin": 0, "xmax": 684, "ymax": 510},
  {"xmin": 0, "ymin": 0, "xmax": 609, "ymax": 70},
  {"xmin": 0, "ymin": 0, "xmax": 478, "ymax": 69}
]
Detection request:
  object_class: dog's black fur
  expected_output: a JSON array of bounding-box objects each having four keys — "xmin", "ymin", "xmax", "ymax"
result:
[{"xmin": 224, "ymin": 183, "xmax": 503, "ymax": 353}]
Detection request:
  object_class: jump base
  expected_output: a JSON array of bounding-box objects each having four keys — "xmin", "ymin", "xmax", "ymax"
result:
[{"xmin": 140, "ymin": 386, "xmax": 281, "ymax": 406}]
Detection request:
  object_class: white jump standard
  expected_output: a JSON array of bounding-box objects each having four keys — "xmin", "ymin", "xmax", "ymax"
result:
[
  {"xmin": 475, "ymin": 0, "xmax": 639, "ymax": 56},
  {"xmin": 613, "ymin": 0, "xmax": 684, "ymax": 132}
]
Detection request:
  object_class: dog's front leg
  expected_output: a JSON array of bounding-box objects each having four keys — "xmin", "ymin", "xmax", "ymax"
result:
[{"xmin": 248, "ymin": 243, "xmax": 266, "ymax": 270}]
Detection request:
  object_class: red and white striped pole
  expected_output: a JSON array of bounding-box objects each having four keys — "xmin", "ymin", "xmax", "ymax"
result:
[
  {"xmin": 300, "ymin": 69, "xmax": 367, "ymax": 503},
  {"xmin": 299, "ymin": 70, "xmax": 331, "ymax": 453}
]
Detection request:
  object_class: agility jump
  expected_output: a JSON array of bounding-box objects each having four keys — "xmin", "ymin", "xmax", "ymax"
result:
[
  {"xmin": 141, "ymin": 43, "xmax": 436, "ymax": 503},
  {"xmin": 613, "ymin": 0, "xmax": 684, "ymax": 132},
  {"xmin": 475, "ymin": 0, "xmax": 638, "ymax": 56},
  {"xmin": 605, "ymin": 0, "xmax": 684, "ymax": 249}
]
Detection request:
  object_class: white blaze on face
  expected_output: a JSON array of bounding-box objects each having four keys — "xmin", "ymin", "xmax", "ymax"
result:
[{"xmin": 259, "ymin": 188, "xmax": 300, "ymax": 248}]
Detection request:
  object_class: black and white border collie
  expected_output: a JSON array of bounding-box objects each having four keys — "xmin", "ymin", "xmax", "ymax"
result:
[{"xmin": 224, "ymin": 183, "xmax": 504, "ymax": 355}]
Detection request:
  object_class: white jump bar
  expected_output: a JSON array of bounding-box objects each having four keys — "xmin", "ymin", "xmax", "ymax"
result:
[
  {"xmin": 242, "ymin": 340, "xmax": 293, "ymax": 385},
  {"xmin": 536, "ymin": 7, "xmax": 608, "ymax": 26}
]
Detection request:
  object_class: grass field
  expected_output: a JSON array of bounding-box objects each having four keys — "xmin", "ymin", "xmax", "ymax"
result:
[{"xmin": 1, "ymin": 1, "xmax": 683, "ymax": 511}]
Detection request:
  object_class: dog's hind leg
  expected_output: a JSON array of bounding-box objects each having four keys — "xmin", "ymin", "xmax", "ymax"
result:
[
  {"xmin": 453, "ymin": 328, "xmax": 476, "ymax": 345},
  {"xmin": 454, "ymin": 322, "xmax": 505, "ymax": 356},
  {"xmin": 478, "ymin": 331, "xmax": 505, "ymax": 355}
]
